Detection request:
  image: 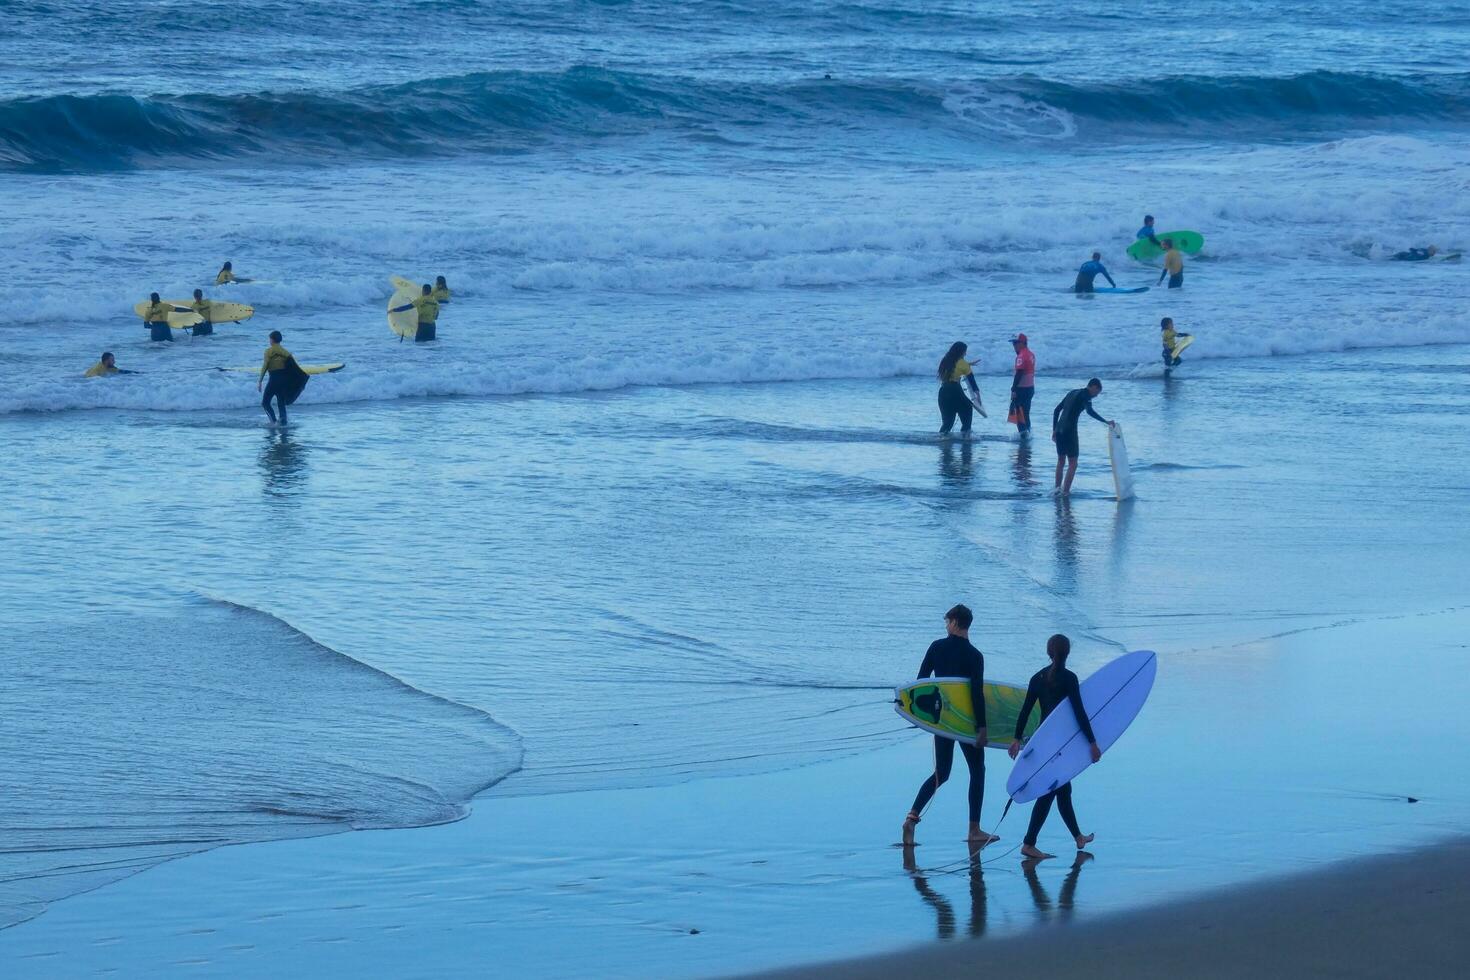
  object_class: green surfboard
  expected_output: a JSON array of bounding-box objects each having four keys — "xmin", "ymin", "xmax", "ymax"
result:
[
  {"xmin": 895, "ymin": 677, "xmax": 1041, "ymax": 748},
  {"xmin": 1127, "ymin": 230, "xmax": 1204, "ymax": 262}
]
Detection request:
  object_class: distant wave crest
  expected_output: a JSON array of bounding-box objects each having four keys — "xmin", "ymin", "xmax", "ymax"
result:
[{"xmin": 3, "ymin": 68, "xmax": 1468, "ymax": 172}]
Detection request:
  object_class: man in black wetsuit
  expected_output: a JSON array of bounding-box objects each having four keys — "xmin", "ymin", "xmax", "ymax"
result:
[
  {"xmin": 902, "ymin": 605, "xmax": 1000, "ymax": 849},
  {"xmin": 1390, "ymin": 246, "xmax": 1439, "ymax": 261},
  {"xmin": 1009, "ymin": 634, "xmax": 1101, "ymax": 860},
  {"xmin": 1051, "ymin": 378, "xmax": 1113, "ymax": 496}
]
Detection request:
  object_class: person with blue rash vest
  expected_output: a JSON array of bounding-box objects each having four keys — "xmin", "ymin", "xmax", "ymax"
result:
[
  {"xmin": 1136, "ymin": 215, "xmax": 1160, "ymax": 247},
  {"xmin": 1073, "ymin": 252, "xmax": 1116, "ymax": 293}
]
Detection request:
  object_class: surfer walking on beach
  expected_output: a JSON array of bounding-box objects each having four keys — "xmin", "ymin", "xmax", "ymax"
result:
[
  {"xmin": 1073, "ymin": 252, "xmax": 1117, "ymax": 293},
  {"xmin": 936, "ymin": 342, "xmax": 983, "ymax": 436},
  {"xmin": 1008, "ymin": 333, "xmax": 1035, "ymax": 436},
  {"xmin": 1051, "ymin": 378, "xmax": 1113, "ymax": 496},
  {"xmin": 1010, "ymin": 634, "xmax": 1099, "ymax": 860},
  {"xmin": 902, "ymin": 604, "xmax": 1000, "ymax": 849}
]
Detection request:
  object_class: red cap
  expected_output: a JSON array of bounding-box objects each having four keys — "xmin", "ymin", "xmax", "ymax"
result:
[{"xmin": 1011, "ymin": 333, "xmax": 1027, "ymax": 345}]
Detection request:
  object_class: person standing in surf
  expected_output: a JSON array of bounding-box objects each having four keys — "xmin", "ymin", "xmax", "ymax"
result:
[
  {"xmin": 1158, "ymin": 240, "xmax": 1185, "ymax": 289},
  {"xmin": 1051, "ymin": 378, "xmax": 1113, "ymax": 495},
  {"xmin": 389, "ymin": 284, "xmax": 441, "ymax": 342},
  {"xmin": 936, "ymin": 342, "xmax": 982, "ymax": 437},
  {"xmin": 258, "ymin": 330, "xmax": 296, "ymax": 426},
  {"xmin": 1009, "ymin": 634, "xmax": 1100, "ymax": 860},
  {"xmin": 432, "ymin": 276, "xmax": 452, "ymax": 303},
  {"xmin": 1161, "ymin": 317, "xmax": 1191, "ymax": 368},
  {"xmin": 1073, "ymin": 252, "xmax": 1117, "ymax": 293},
  {"xmin": 902, "ymin": 604, "xmax": 1000, "ymax": 848},
  {"xmin": 189, "ymin": 288, "xmax": 217, "ymax": 337},
  {"xmin": 1008, "ymin": 333, "xmax": 1035, "ymax": 436}
]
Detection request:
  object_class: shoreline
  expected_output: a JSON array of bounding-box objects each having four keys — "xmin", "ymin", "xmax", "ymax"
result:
[{"xmin": 752, "ymin": 834, "xmax": 1470, "ymax": 979}]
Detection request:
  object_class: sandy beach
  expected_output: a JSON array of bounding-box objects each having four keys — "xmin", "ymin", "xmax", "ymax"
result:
[{"xmin": 756, "ymin": 837, "xmax": 1470, "ymax": 979}]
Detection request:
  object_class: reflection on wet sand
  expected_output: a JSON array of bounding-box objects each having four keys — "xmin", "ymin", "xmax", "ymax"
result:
[{"xmin": 902, "ymin": 843, "xmax": 1093, "ymax": 939}]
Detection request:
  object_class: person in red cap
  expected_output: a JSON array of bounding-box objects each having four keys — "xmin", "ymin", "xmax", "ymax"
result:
[{"xmin": 1009, "ymin": 334, "xmax": 1035, "ymax": 436}]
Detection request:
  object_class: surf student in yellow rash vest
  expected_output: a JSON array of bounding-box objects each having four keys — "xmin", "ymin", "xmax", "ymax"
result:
[
  {"xmin": 189, "ymin": 288, "xmax": 217, "ymax": 336},
  {"xmin": 431, "ymin": 276, "xmax": 451, "ymax": 303},
  {"xmin": 84, "ymin": 351, "xmax": 135, "ymax": 377},
  {"xmin": 258, "ymin": 330, "xmax": 294, "ymax": 425},
  {"xmin": 1157, "ymin": 240, "xmax": 1184, "ymax": 289},
  {"xmin": 142, "ymin": 292, "xmax": 177, "ymax": 343},
  {"xmin": 1160, "ymin": 316, "xmax": 1192, "ymax": 368},
  {"xmin": 936, "ymin": 341, "xmax": 983, "ymax": 436},
  {"xmin": 390, "ymin": 284, "xmax": 440, "ymax": 342},
  {"xmin": 215, "ymin": 261, "xmax": 235, "ymax": 285}
]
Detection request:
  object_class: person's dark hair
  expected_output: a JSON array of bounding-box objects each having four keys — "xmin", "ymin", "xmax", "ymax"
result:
[
  {"xmin": 422, "ymin": 284, "xmax": 432, "ymax": 295},
  {"xmin": 101, "ymin": 351, "xmax": 114, "ymax": 362},
  {"xmin": 1161, "ymin": 317, "xmax": 1172, "ymax": 329},
  {"xmin": 937, "ymin": 342, "xmax": 967, "ymax": 382},
  {"xmin": 1046, "ymin": 633, "xmax": 1071, "ymax": 679},
  {"xmin": 269, "ymin": 330, "xmax": 282, "ymax": 343},
  {"xmin": 945, "ymin": 604, "xmax": 974, "ymax": 630},
  {"xmin": 1087, "ymin": 377, "xmax": 1102, "ymax": 391},
  {"xmin": 222, "ymin": 261, "xmax": 232, "ymax": 270},
  {"xmin": 1091, "ymin": 251, "xmax": 1101, "ymax": 260},
  {"xmin": 150, "ymin": 292, "xmax": 160, "ymax": 302},
  {"xmin": 194, "ymin": 288, "xmax": 203, "ymax": 299},
  {"xmin": 1143, "ymin": 214, "xmax": 1153, "ymax": 223},
  {"xmin": 435, "ymin": 276, "xmax": 447, "ymax": 286}
]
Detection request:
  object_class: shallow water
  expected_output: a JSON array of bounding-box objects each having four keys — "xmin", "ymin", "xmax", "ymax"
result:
[{"xmin": 3, "ymin": 0, "xmax": 1470, "ymax": 965}]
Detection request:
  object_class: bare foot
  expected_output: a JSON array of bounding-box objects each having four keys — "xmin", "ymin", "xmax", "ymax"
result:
[
  {"xmin": 901, "ymin": 813, "xmax": 919, "ymax": 847},
  {"xmin": 1075, "ymin": 833, "xmax": 1095, "ymax": 849},
  {"xmin": 966, "ymin": 831, "xmax": 1000, "ymax": 847},
  {"xmin": 1020, "ymin": 844, "xmax": 1055, "ymax": 860}
]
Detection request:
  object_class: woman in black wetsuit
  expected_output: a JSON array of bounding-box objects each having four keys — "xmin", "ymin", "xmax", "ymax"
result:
[{"xmin": 1009, "ymin": 634, "xmax": 1100, "ymax": 859}]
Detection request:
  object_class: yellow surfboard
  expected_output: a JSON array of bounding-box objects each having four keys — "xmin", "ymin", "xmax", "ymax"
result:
[
  {"xmin": 387, "ymin": 286, "xmax": 420, "ymax": 340},
  {"xmin": 133, "ymin": 300, "xmax": 203, "ymax": 328},
  {"xmin": 162, "ymin": 300, "xmax": 254, "ymax": 326},
  {"xmin": 1171, "ymin": 335, "xmax": 1196, "ymax": 359},
  {"xmin": 895, "ymin": 677, "xmax": 1040, "ymax": 747}
]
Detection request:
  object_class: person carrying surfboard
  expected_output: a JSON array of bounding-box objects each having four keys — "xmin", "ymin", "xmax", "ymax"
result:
[
  {"xmin": 389, "ymin": 284, "xmax": 442, "ymax": 342},
  {"xmin": 936, "ymin": 342, "xmax": 983, "ymax": 436},
  {"xmin": 1051, "ymin": 379, "xmax": 1113, "ymax": 496},
  {"xmin": 1008, "ymin": 333, "xmax": 1035, "ymax": 436},
  {"xmin": 189, "ymin": 289, "xmax": 217, "ymax": 337},
  {"xmin": 1073, "ymin": 252, "xmax": 1116, "ymax": 293},
  {"xmin": 1009, "ymin": 634, "xmax": 1100, "ymax": 860},
  {"xmin": 257, "ymin": 330, "xmax": 309, "ymax": 426},
  {"xmin": 1158, "ymin": 240, "xmax": 1185, "ymax": 289},
  {"xmin": 902, "ymin": 604, "xmax": 1000, "ymax": 849},
  {"xmin": 1161, "ymin": 317, "xmax": 1192, "ymax": 368},
  {"xmin": 141, "ymin": 292, "xmax": 177, "ymax": 343}
]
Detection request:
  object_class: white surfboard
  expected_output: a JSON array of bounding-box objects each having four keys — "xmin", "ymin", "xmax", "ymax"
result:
[
  {"xmin": 1109, "ymin": 423, "xmax": 1135, "ymax": 501},
  {"xmin": 1006, "ymin": 649, "xmax": 1157, "ymax": 804}
]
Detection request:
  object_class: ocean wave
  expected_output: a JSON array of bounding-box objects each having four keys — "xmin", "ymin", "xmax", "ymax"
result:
[{"xmin": 4, "ymin": 68, "xmax": 1468, "ymax": 172}]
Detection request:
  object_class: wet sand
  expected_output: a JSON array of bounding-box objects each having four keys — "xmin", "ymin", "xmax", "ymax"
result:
[{"xmin": 755, "ymin": 836, "xmax": 1470, "ymax": 979}]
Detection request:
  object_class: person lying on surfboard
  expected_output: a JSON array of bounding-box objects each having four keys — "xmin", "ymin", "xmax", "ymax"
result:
[
  {"xmin": 84, "ymin": 352, "xmax": 136, "ymax": 377},
  {"xmin": 1009, "ymin": 634, "xmax": 1099, "ymax": 860},
  {"xmin": 1073, "ymin": 252, "xmax": 1116, "ymax": 293},
  {"xmin": 1161, "ymin": 317, "xmax": 1191, "ymax": 367},
  {"xmin": 1390, "ymin": 245, "xmax": 1439, "ymax": 261},
  {"xmin": 902, "ymin": 604, "xmax": 1000, "ymax": 849}
]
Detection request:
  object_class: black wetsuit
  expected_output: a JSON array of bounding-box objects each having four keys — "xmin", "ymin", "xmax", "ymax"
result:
[
  {"xmin": 1014, "ymin": 665, "xmax": 1096, "ymax": 847},
  {"xmin": 1051, "ymin": 388, "xmax": 1105, "ymax": 459},
  {"xmin": 909, "ymin": 635, "xmax": 987, "ymax": 822},
  {"xmin": 1391, "ymin": 248, "xmax": 1433, "ymax": 262}
]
